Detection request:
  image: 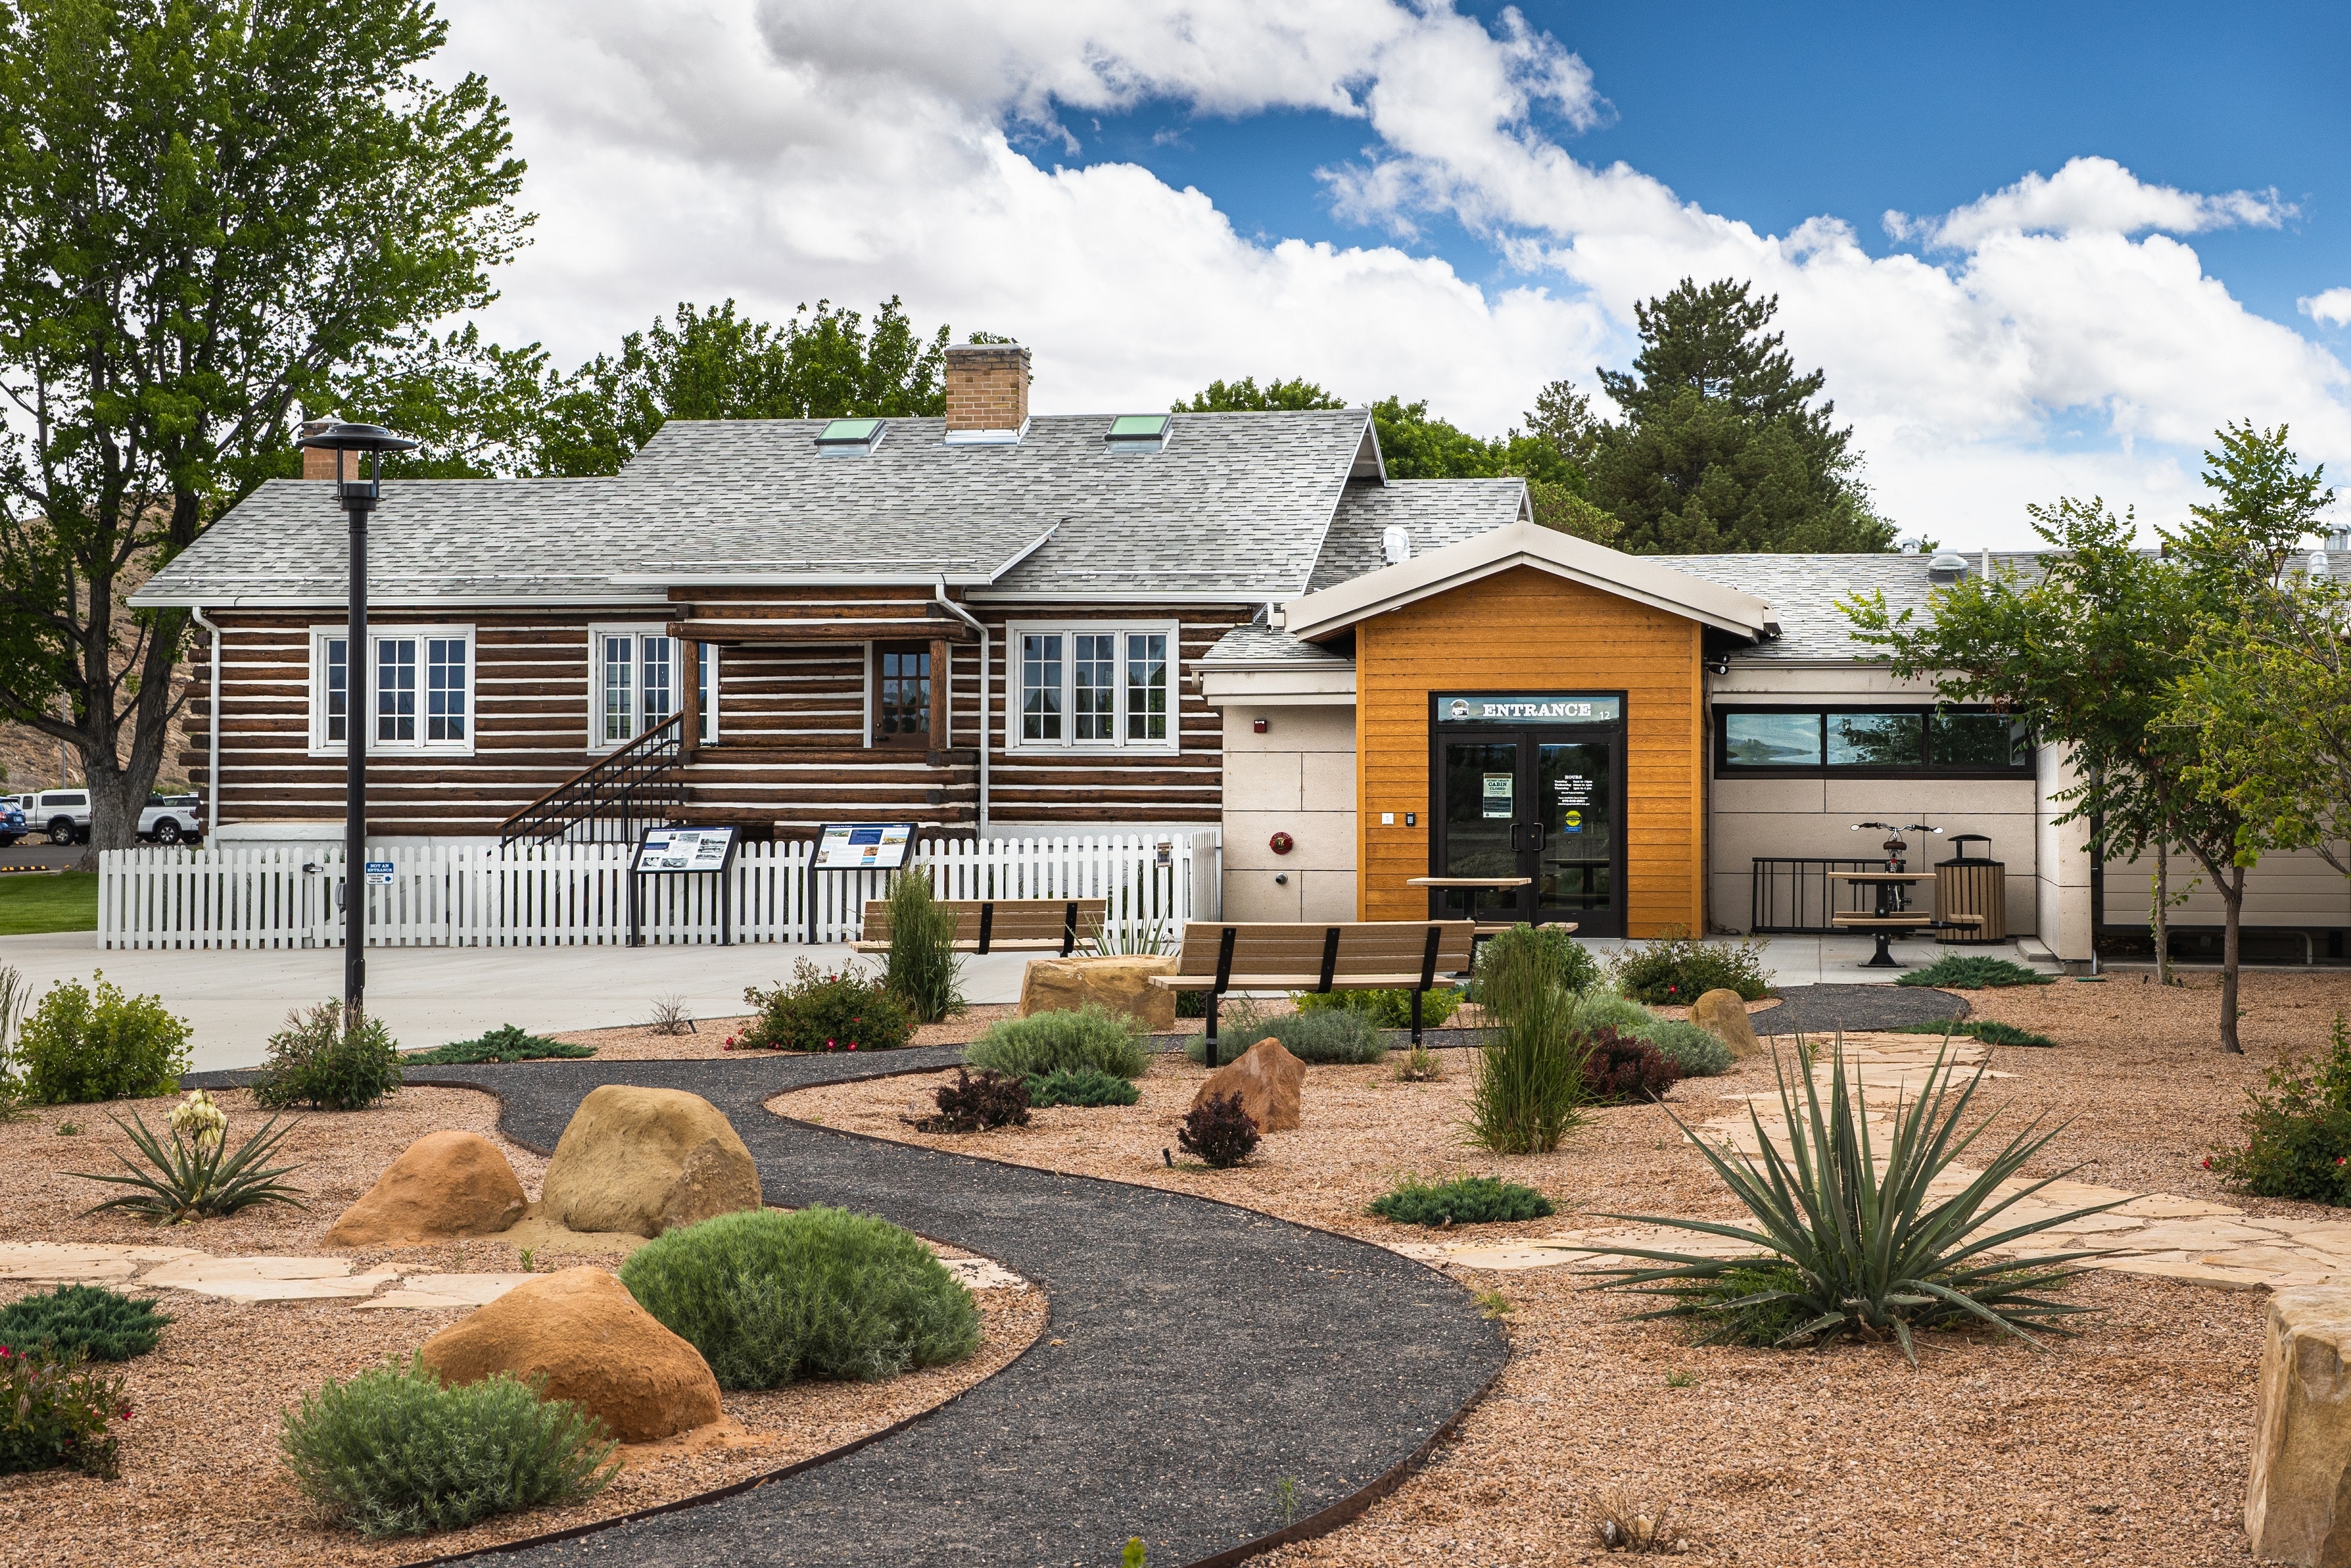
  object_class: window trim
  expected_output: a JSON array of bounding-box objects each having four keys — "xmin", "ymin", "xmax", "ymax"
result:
[
  {"xmin": 308, "ymin": 624, "xmax": 477, "ymax": 757},
  {"xmin": 1712, "ymin": 704, "xmax": 2032, "ymax": 780},
  {"xmin": 1004, "ymin": 619, "xmax": 1180, "ymax": 753},
  {"xmin": 587, "ymin": 623, "xmax": 718, "ymax": 753}
]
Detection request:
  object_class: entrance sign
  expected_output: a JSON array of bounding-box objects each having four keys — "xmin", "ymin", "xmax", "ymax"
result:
[
  {"xmin": 1438, "ymin": 693, "xmax": 1621, "ymax": 724},
  {"xmin": 364, "ymin": 860, "xmax": 395, "ymax": 887},
  {"xmin": 633, "ymin": 826, "xmax": 738, "ymax": 874},
  {"xmin": 813, "ymin": 822, "xmax": 915, "ymax": 871}
]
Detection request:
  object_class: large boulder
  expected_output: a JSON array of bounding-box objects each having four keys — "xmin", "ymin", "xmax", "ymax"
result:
[
  {"xmin": 2249, "ymin": 1285, "xmax": 2351, "ymax": 1564},
  {"xmin": 1189, "ymin": 1038, "xmax": 1305, "ymax": 1134},
  {"xmin": 1018, "ymin": 954, "xmax": 1178, "ymax": 1032},
  {"xmin": 1690, "ymin": 988, "xmax": 1764, "ymax": 1061},
  {"xmin": 541, "ymin": 1086, "xmax": 761, "ymax": 1240},
  {"xmin": 323, "ymin": 1130, "xmax": 526, "ymax": 1247},
  {"xmin": 420, "ymin": 1267, "xmax": 722, "ymax": 1443}
]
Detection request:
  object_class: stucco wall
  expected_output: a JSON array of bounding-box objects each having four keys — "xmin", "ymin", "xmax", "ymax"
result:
[{"xmin": 1218, "ymin": 704, "xmax": 1358, "ymax": 922}]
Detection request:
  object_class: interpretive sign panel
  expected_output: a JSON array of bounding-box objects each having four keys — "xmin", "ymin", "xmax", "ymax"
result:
[
  {"xmin": 633, "ymin": 826, "xmax": 739, "ymax": 875},
  {"xmin": 812, "ymin": 822, "xmax": 915, "ymax": 872}
]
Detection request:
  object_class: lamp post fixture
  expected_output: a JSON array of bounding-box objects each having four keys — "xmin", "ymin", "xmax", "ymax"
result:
[{"xmin": 296, "ymin": 422, "xmax": 420, "ymax": 1024}]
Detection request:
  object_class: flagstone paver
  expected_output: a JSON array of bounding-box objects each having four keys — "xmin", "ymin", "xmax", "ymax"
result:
[{"xmin": 1388, "ymin": 1033, "xmax": 2351, "ymax": 1295}]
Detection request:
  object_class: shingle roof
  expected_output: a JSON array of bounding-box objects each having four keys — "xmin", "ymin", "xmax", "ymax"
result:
[
  {"xmin": 1198, "ymin": 624, "xmax": 1354, "ymax": 666},
  {"xmin": 1667, "ymin": 552, "xmax": 2043, "ymax": 661},
  {"xmin": 132, "ymin": 409, "xmax": 1379, "ymax": 608},
  {"xmin": 1305, "ymin": 478, "xmax": 1528, "ymax": 591}
]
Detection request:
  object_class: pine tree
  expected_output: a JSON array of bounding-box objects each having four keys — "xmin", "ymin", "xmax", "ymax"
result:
[{"xmin": 1578, "ymin": 278, "xmax": 1896, "ymax": 554}]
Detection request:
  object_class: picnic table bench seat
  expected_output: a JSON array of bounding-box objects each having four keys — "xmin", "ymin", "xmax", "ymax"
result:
[
  {"xmin": 1150, "ymin": 919, "xmax": 1476, "ymax": 1065},
  {"xmin": 854, "ymin": 898, "xmax": 1108, "ymax": 956}
]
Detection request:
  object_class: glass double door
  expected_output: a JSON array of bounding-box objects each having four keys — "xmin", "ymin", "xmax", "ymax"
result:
[{"xmin": 1434, "ymin": 730, "xmax": 1621, "ymax": 936}]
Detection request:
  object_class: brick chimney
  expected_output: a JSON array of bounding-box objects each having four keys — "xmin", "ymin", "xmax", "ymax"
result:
[
  {"xmin": 299, "ymin": 418, "xmax": 344, "ymax": 480},
  {"xmin": 943, "ymin": 344, "xmax": 1029, "ymax": 436}
]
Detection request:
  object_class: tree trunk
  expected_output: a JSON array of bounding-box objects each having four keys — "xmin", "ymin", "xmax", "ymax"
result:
[
  {"xmin": 2154, "ymin": 839, "xmax": 2171, "ymax": 985},
  {"xmin": 2219, "ymin": 864, "xmax": 2245, "ymax": 1054}
]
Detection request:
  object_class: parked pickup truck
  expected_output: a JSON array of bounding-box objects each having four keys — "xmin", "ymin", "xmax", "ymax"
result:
[{"xmin": 141, "ymin": 794, "xmax": 204, "ymax": 846}]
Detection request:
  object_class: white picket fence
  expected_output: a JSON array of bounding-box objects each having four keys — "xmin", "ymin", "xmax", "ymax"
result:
[{"xmin": 98, "ymin": 832, "xmax": 1220, "ymax": 951}]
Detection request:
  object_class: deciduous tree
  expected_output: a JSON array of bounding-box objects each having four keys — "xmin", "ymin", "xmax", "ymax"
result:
[{"xmin": 0, "ymin": 0, "xmax": 527, "ymax": 858}]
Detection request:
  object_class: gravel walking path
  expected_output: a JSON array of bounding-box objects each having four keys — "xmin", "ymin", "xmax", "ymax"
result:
[
  {"xmin": 1751, "ymin": 981, "xmax": 1967, "ymax": 1037},
  {"xmin": 385, "ymin": 1047, "xmax": 1507, "ymax": 1568}
]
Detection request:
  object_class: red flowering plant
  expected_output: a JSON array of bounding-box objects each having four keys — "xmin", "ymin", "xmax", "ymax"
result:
[
  {"xmin": 2209, "ymin": 1013, "xmax": 2351, "ymax": 1206},
  {"xmin": 738, "ymin": 960, "xmax": 914, "ymax": 1054},
  {"xmin": 0, "ymin": 1344, "xmax": 132, "ymax": 1478}
]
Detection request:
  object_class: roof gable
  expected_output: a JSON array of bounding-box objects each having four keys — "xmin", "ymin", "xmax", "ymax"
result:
[{"xmin": 1279, "ymin": 520, "xmax": 1780, "ymax": 643}]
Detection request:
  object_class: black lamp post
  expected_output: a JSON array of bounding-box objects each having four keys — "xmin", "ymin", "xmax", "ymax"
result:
[{"xmin": 296, "ymin": 422, "xmax": 420, "ymax": 1024}]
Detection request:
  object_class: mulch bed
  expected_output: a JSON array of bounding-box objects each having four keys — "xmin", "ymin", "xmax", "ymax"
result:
[
  {"xmin": 0, "ymin": 1082, "xmax": 1044, "ymax": 1567},
  {"xmin": 778, "ymin": 970, "xmax": 2351, "ymax": 1565}
]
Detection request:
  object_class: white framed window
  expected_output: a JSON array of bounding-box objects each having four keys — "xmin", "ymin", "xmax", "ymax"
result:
[
  {"xmin": 308, "ymin": 626, "xmax": 476, "ymax": 755},
  {"xmin": 590, "ymin": 626, "xmax": 716, "ymax": 750},
  {"xmin": 1008, "ymin": 621, "xmax": 1176, "ymax": 750}
]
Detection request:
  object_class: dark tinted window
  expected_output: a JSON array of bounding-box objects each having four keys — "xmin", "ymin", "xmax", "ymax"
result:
[
  {"xmin": 1929, "ymin": 711, "xmax": 2021, "ymax": 769},
  {"xmin": 1827, "ymin": 713, "xmax": 1924, "ymax": 767},
  {"xmin": 1723, "ymin": 712, "xmax": 1822, "ymax": 767}
]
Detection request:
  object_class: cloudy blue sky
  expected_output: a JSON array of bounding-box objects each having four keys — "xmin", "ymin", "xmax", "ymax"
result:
[{"xmin": 439, "ymin": 1, "xmax": 2351, "ymax": 548}]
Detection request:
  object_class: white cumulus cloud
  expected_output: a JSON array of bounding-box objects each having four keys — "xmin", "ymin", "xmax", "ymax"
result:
[{"xmin": 434, "ymin": 0, "xmax": 2351, "ymax": 549}]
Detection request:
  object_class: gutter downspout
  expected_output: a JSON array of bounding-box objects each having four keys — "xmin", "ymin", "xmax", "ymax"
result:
[
  {"xmin": 191, "ymin": 606, "xmax": 221, "ymax": 838},
  {"xmin": 934, "ymin": 581, "xmax": 989, "ymax": 836}
]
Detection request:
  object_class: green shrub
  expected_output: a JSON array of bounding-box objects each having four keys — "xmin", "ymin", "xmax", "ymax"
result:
[
  {"xmin": 279, "ymin": 1354, "xmax": 619, "ymax": 1537},
  {"xmin": 1632, "ymin": 1019, "xmax": 1734, "ymax": 1077},
  {"xmin": 1591, "ymin": 1041, "xmax": 2112, "ymax": 1361},
  {"xmin": 253, "ymin": 1002, "xmax": 402, "ymax": 1111},
  {"xmin": 2210, "ymin": 1014, "xmax": 2351, "ymax": 1203},
  {"xmin": 965, "ymin": 1004, "xmax": 1149, "ymax": 1080},
  {"xmin": 881, "ymin": 871, "xmax": 964, "ymax": 1025},
  {"xmin": 0, "ymin": 1347, "xmax": 130, "ymax": 1478},
  {"xmin": 740, "ymin": 960, "xmax": 915, "ymax": 1053},
  {"xmin": 1368, "ymin": 1175, "xmax": 1555, "ymax": 1227},
  {"xmin": 1568, "ymin": 989, "xmax": 1657, "ymax": 1036},
  {"xmin": 1609, "ymin": 931, "xmax": 1774, "ymax": 1005},
  {"xmin": 1894, "ymin": 954, "xmax": 2054, "ymax": 989},
  {"xmin": 619, "ymin": 1208, "xmax": 980, "ymax": 1389},
  {"xmin": 1026, "ymin": 1066, "xmax": 1140, "ymax": 1107},
  {"xmin": 1292, "ymin": 986, "xmax": 1462, "ymax": 1029},
  {"xmin": 1887, "ymin": 1018, "xmax": 2057, "ymax": 1049},
  {"xmin": 1470, "ymin": 924, "xmax": 1601, "ymax": 1002},
  {"xmin": 16, "ymin": 972, "xmax": 190, "ymax": 1104},
  {"xmin": 0, "ymin": 1286, "xmax": 169, "ymax": 1362},
  {"xmin": 409, "ymin": 1024, "xmax": 594, "ymax": 1065},
  {"xmin": 1184, "ymin": 1006, "xmax": 1385, "ymax": 1065},
  {"xmin": 1466, "ymin": 932, "xmax": 1585, "ymax": 1154}
]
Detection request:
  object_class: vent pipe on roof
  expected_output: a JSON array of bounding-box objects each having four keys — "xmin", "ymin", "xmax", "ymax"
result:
[
  {"xmin": 1381, "ymin": 525, "xmax": 1411, "ymax": 566},
  {"xmin": 2312, "ymin": 550, "xmax": 2330, "ymax": 580}
]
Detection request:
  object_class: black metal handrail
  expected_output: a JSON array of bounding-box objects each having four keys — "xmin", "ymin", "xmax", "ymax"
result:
[
  {"xmin": 1750, "ymin": 857, "xmax": 1884, "ymax": 933},
  {"xmin": 500, "ymin": 711, "xmax": 685, "ymax": 846}
]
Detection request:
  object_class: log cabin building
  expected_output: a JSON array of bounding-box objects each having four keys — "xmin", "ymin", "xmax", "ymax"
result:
[{"xmin": 132, "ymin": 345, "xmax": 2351, "ymax": 963}]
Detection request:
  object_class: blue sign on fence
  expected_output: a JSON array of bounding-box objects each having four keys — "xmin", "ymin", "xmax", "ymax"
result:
[{"xmin": 364, "ymin": 861, "xmax": 395, "ymax": 885}]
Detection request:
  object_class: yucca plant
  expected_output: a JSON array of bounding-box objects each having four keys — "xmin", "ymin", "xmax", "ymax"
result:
[
  {"xmin": 1585, "ymin": 1036, "xmax": 2118, "ymax": 1362},
  {"xmin": 75, "ymin": 1100, "xmax": 308, "ymax": 1225}
]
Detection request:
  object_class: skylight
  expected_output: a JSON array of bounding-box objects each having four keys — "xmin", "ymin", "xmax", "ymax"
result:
[
  {"xmin": 815, "ymin": 417, "xmax": 884, "ymax": 452},
  {"xmin": 1105, "ymin": 413, "xmax": 1169, "ymax": 452}
]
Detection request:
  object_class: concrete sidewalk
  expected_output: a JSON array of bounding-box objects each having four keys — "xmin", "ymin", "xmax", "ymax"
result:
[{"xmin": 0, "ymin": 933, "xmax": 1036, "ymax": 1073}]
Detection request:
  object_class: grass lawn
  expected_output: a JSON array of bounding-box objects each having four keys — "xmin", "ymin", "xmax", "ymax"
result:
[{"xmin": 0, "ymin": 871, "xmax": 98, "ymax": 933}]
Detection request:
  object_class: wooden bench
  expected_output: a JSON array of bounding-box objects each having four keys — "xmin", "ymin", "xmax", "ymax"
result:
[
  {"xmin": 1149, "ymin": 920, "xmax": 1476, "ymax": 1065},
  {"xmin": 853, "ymin": 898, "xmax": 1108, "ymax": 956}
]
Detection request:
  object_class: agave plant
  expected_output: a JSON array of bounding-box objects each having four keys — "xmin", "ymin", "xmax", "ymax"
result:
[
  {"xmin": 1585, "ymin": 1035, "xmax": 2119, "ymax": 1362},
  {"xmin": 75, "ymin": 1100, "xmax": 307, "ymax": 1225}
]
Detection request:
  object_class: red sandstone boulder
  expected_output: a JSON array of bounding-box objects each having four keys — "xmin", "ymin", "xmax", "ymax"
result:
[
  {"xmin": 419, "ymin": 1267, "xmax": 722, "ymax": 1443},
  {"xmin": 322, "ymin": 1129, "xmax": 526, "ymax": 1247},
  {"xmin": 1189, "ymin": 1038, "xmax": 1305, "ymax": 1133}
]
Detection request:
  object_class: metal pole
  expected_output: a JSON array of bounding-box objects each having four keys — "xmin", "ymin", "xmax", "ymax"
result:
[{"xmin": 344, "ymin": 455, "xmax": 370, "ymax": 1022}]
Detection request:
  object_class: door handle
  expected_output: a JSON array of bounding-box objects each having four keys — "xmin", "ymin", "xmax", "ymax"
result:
[
  {"xmin": 1527, "ymin": 823, "xmax": 1545, "ymax": 853},
  {"xmin": 1508, "ymin": 823, "xmax": 1524, "ymax": 853}
]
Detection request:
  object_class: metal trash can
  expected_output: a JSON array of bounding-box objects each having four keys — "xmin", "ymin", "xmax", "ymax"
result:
[{"xmin": 1935, "ymin": 834, "xmax": 2006, "ymax": 944}]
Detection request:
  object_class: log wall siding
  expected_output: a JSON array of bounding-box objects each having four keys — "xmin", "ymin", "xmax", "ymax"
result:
[
  {"xmin": 187, "ymin": 596, "xmax": 1253, "ymax": 835},
  {"xmin": 1353, "ymin": 566, "xmax": 1707, "ymax": 936}
]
